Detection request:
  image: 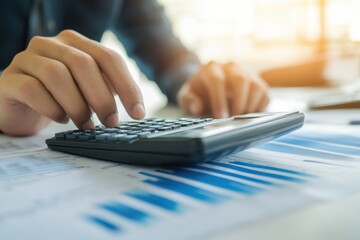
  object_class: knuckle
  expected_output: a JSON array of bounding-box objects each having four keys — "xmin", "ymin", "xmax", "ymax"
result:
[
  {"xmin": 69, "ymin": 51, "xmax": 95, "ymax": 69},
  {"xmin": 207, "ymin": 71, "xmax": 225, "ymax": 84},
  {"xmin": 102, "ymin": 47, "xmax": 118, "ymax": 60},
  {"xmin": 41, "ymin": 61, "xmax": 67, "ymax": 80},
  {"xmin": 58, "ymin": 29, "xmax": 78, "ymax": 38},
  {"xmin": 12, "ymin": 51, "xmax": 26, "ymax": 65},
  {"xmin": 101, "ymin": 47, "xmax": 124, "ymax": 65},
  {"xmin": 54, "ymin": 44, "xmax": 69, "ymax": 61},
  {"xmin": 28, "ymin": 36, "xmax": 48, "ymax": 48}
]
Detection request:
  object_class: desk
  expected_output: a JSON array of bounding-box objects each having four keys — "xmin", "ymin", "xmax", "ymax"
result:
[
  {"xmin": 1, "ymin": 87, "xmax": 360, "ymax": 240},
  {"xmin": 156, "ymin": 88, "xmax": 360, "ymax": 240}
]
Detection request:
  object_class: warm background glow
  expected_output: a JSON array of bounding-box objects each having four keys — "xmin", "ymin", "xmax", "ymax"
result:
[
  {"xmin": 101, "ymin": 0, "xmax": 360, "ymax": 118},
  {"xmin": 158, "ymin": 0, "xmax": 360, "ymax": 66}
]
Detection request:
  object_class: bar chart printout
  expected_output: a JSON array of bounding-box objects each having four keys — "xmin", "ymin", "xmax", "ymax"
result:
[
  {"xmin": 83, "ymin": 124, "xmax": 360, "ymax": 239},
  {"xmin": 1, "ymin": 123, "xmax": 360, "ymax": 240}
]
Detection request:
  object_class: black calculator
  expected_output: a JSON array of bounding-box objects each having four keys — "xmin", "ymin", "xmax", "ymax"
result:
[{"xmin": 46, "ymin": 112, "xmax": 304, "ymax": 165}]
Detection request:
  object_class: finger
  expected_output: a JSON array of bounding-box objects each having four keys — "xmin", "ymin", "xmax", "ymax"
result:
[
  {"xmin": 202, "ymin": 62, "xmax": 229, "ymax": 118},
  {"xmin": 223, "ymin": 63, "xmax": 250, "ymax": 116},
  {"xmin": 257, "ymin": 93, "xmax": 270, "ymax": 112},
  {"xmin": 5, "ymin": 73, "xmax": 68, "ymax": 123},
  {"xmin": 12, "ymin": 52, "xmax": 94, "ymax": 129},
  {"xmin": 103, "ymin": 73, "xmax": 117, "ymax": 96},
  {"xmin": 178, "ymin": 83, "xmax": 204, "ymax": 116},
  {"xmin": 246, "ymin": 82, "xmax": 266, "ymax": 113},
  {"xmin": 27, "ymin": 36, "xmax": 118, "ymax": 127},
  {"xmin": 56, "ymin": 30, "xmax": 145, "ymax": 119},
  {"xmin": 247, "ymin": 74, "xmax": 270, "ymax": 113}
]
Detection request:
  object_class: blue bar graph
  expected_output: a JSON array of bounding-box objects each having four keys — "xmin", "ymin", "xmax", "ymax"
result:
[
  {"xmin": 275, "ymin": 137, "xmax": 360, "ymax": 155},
  {"xmin": 100, "ymin": 202, "xmax": 152, "ymax": 223},
  {"xmin": 140, "ymin": 172, "xmax": 226, "ymax": 204},
  {"xmin": 257, "ymin": 142, "xmax": 355, "ymax": 161},
  {"xmin": 188, "ymin": 165, "xmax": 279, "ymax": 186},
  {"xmin": 157, "ymin": 168, "xmax": 263, "ymax": 195},
  {"xmin": 292, "ymin": 132, "xmax": 360, "ymax": 148},
  {"xmin": 85, "ymin": 215, "xmax": 121, "ymax": 232},
  {"xmin": 208, "ymin": 162, "xmax": 305, "ymax": 183},
  {"xmin": 229, "ymin": 161, "xmax": 316, "ymax": 178},
  {"xmin": 125, "ymin": 189, "xmax": 185, "ymax": 213}
]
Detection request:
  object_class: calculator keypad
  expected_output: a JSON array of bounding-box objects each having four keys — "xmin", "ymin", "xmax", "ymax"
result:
[{"xmin": 54, "ymin": 118, "xmax": 214, "ymax": 142}]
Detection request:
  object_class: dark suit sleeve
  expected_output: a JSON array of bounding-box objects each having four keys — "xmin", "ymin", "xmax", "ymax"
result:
[{"xmin": 110, "ymin": 0, "xmax": 201, "ymax": 104}]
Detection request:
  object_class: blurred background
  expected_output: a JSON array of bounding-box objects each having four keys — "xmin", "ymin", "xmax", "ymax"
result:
[
  {"xmin": 159, "ymin": 0, "xmax": 360, "ymax": 65},
  {"xmin": 101, "ymin": 0, "xmax": 360, "ymax": 118}
]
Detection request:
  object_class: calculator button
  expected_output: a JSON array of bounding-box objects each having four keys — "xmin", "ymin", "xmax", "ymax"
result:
[
  {"xmin": 127, "ymin": 131, "xmax": 141, "ymax": 135},
  {"xmin": 117, "ymin": 125, "xmax": 129, "ymax": 129},
  {"xmin": 104, "ymin": 128, "xmax": 118, "ymax": 133},
  {"xmin": 164, "ymin": 120, "xmax": 177, "ymax": 123},
  {"xmin": 108, "ymin": 134, "xmax": 127, "ymax": 141},
  {"xmin": 65, "ymin": 132, "xmax": 82, "ymax": 139},
  {"xmin": 117, "ymin": 130, "xmax": 129, "ymax": 134},
  {"xmin": 153, "ymin": 118, "xmax": 165, "ymax": 122},
  {"xmin": 79, "ymin": 134, "xmax": 96, "ymax": 140},
  {"xmin": 117, "ymin": 135, "xmax": 138, "ymax": 141},
  {"xmin": 176, "ymin": 121, "xmax": 192, "ymax": 127},
  {"xmin": 158, "ymin": 126, "xmax": 172, "ymax": 131},
  {"xmin": 55, "ymin": 132, "xmax": 66, "ymax": 139},
  {"xmin": 141, "ymin": 128, "xmax": 155, "ymax": 133},
  {"xmin": 137, "ymin": 131, "xmax": 151, "ymax": 137},
  {"xmin": 95, "ymin": 133, "xmax": 112, "ymax": 141}
]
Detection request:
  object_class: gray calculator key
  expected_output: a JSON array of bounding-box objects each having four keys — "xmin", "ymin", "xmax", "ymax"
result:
[
  {"xmin": 79, "ymin": 134, "xmax": 95, "ymax": 140},
  {"xmin": 104, "ymin": 128, "xmax": 118, "ymax": 133},
  {"xmin": 66, "ymin": 132, "xmax": 81, "ymax": 139},
  {"xmin": 96, "ymin": 133, "xmax": 112, "ymax": 141},
  {"xmin": 108, "ymin": 134, "xmax": 127, "ymax": 141},
  {"xmin": 55, "ymin": 132, "xmax": 66, "ymax": 139},
  {"xmin": 117, "ymin": 135, "xmax": 138, "ymax": 141},
  {"xmin": 137, "ymin": 131, "xmax": 151, "ymax": 137}
]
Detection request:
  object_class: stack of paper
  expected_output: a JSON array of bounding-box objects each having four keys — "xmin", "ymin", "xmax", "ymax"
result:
[{"xmin": 1, "ymin": 124, "xmax": 360, "ymax": 240}]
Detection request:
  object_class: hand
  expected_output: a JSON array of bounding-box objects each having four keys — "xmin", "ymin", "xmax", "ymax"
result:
[
  {"xmin": 177, "ymin": 61, "xmax": 269, "ymax": 118},
  {"xmin": 0, "ymin": 30, "xmax": 145, "ymax": 136}
]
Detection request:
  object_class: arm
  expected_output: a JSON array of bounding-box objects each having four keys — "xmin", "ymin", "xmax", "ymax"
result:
[
  {"xmin": 112, "ymin": 0, "xmax": 269, "ymax": 118},
  {"xmin": 110, "ymin": 0, "xmax": 201, "ymax": 104}
]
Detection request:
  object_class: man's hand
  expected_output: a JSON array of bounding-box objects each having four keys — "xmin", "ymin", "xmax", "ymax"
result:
[
  {"xmin": 0, "ymin": 30, "xmax": 145, "ymax": 136},
  {"xmin": 177, "ymin": 61, "xmax": 269, "ymax": 118}
]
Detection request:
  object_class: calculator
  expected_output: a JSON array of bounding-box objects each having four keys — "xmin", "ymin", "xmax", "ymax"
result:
[{"xmin": 46, "ymin": 112, "xmax": 304, "ymax": 165}]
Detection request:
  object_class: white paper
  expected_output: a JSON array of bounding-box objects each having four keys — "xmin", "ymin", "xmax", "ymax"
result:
[{"xmin": 1, "ymin": 124, "xmax": 360, "ymax": 240}]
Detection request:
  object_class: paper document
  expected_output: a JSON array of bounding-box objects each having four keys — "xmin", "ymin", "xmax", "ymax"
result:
[{"xmin": 1, "ymin": 124, "xmax": 360, "ymax": 240}]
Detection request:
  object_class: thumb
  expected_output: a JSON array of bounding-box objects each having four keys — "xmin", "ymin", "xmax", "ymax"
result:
[{"xmin": 178, "ymin": 84, "xmax": 204, "ymax": 116}]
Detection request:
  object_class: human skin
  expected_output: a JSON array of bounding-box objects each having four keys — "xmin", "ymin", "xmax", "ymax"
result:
[{"xmin": 0, "ymin": 30, "xmax": 270, "ymax": 136}]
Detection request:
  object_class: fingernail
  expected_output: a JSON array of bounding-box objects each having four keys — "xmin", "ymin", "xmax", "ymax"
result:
[
  {"xmin": 61, "ymin": 116, "xmax": 70, "ymax": 124},
  {"xmin": 106, "ymin": 113, "xmax": 119, "ymax": 127},
  {"xmin": 132, "ymin": 103, "xmax": 145, "ymax": 119},
  {"xmin": 82, "ymin": 119, "xmax": 95, "ymax": 129}
]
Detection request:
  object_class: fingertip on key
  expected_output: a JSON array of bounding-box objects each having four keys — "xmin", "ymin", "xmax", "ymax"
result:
[{"xmin": 132, "ymin": 103, "xmax": 145, "ymax": 119}]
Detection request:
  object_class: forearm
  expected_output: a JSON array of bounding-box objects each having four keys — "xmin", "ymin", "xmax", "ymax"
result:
[{"xmin": 113, "ymin": 0, "xmax": 201, "ymax": 103}]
